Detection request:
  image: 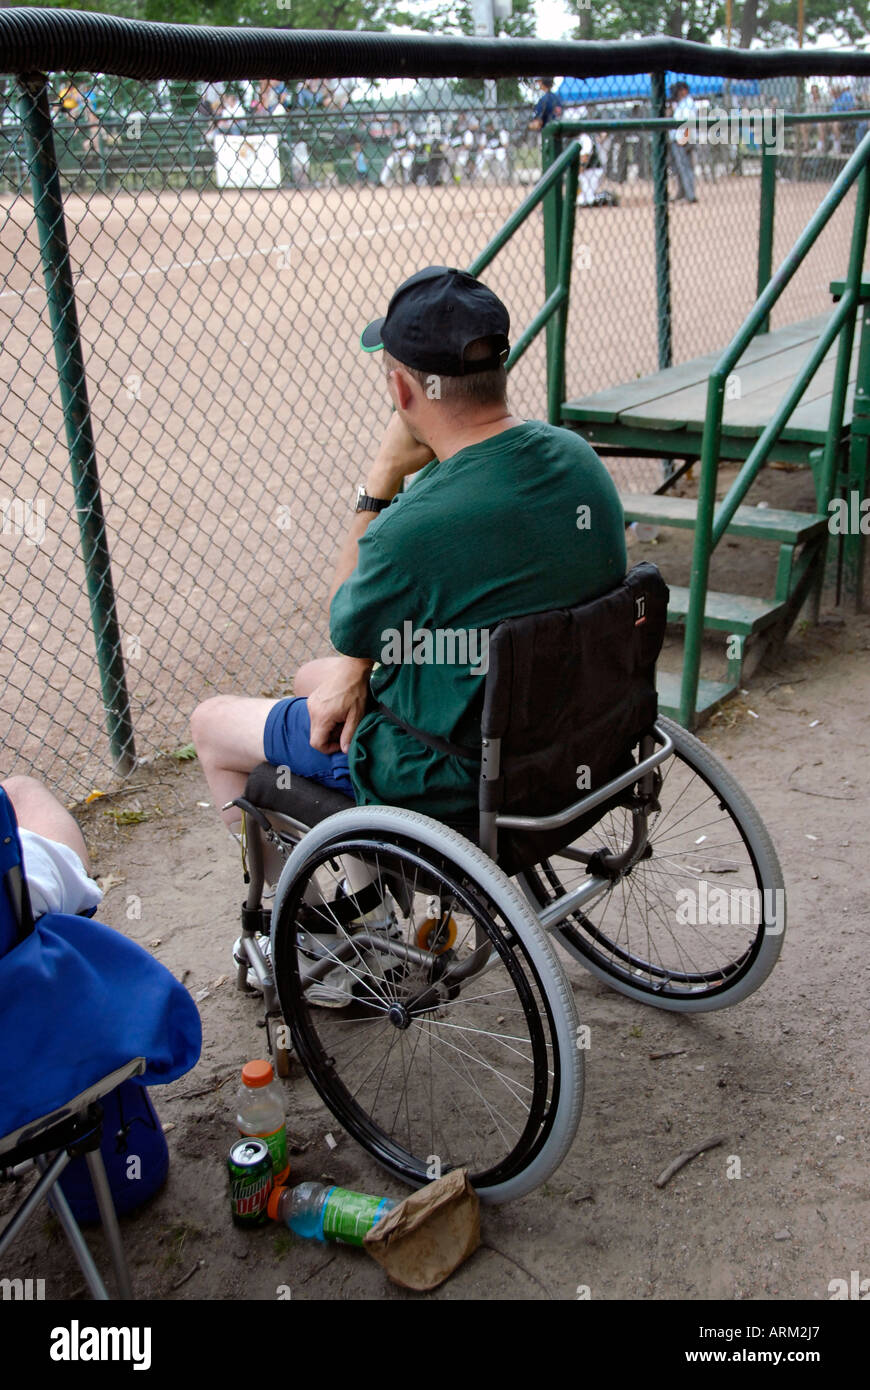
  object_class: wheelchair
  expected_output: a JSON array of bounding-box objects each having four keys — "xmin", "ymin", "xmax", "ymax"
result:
[{"xmin": 228, "ymin": 563, "xmax": 785, "ymax": 1204}]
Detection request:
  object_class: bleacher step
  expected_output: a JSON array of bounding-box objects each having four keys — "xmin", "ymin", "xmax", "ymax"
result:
[
  {"xmin": 666, "ymin": 586, "xmax": 784, "ymax": 635},
  {"xmin": 656, "ymin": 670, "xmax": 738, "ymax": 721},
  {"xmin": 621, "ymin": 492, "xmax": 828, "ymax": 543}
]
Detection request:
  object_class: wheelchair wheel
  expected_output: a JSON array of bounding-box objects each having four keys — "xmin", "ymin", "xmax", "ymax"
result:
[
  {"xmin": 521, "ymin": 717, "xmax": 785, "ymax": 1012},
  {"xmin": 270, "ymin": 806, "xmax": 583, "ymax": 1203}
]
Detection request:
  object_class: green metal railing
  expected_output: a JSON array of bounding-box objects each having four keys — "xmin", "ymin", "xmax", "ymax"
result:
[
  {"xmin": 680, "ymin": 127, "xmax": 870, "ymax": 725},
  {"xmin": 545, "ymin": 109, "xmax": 870, "ymax": 405},
  {"xmin": 472, "ymin": 106, "xmax": 870, "ymax": 726},
  {"xmin": 467, "ymin": 135, "xmax": 580, "ymax": 423}
]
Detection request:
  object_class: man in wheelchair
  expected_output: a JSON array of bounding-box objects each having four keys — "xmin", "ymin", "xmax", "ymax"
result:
[
  {"xmin": 190, "ymin": 267, "xmax": 783, "ymax": 1202},
  {"xmin": 192, "ymin": 265, "xmax": 626, "ymax": 847}
]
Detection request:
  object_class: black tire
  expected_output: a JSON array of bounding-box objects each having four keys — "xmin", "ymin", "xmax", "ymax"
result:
[
  {"xmin": 520, "ymin": 718, "xmax": 785, "ymax": 1013},
  {"xmin": 271, "ymin": 807, "xmax": 583, "ymax": 1203}
]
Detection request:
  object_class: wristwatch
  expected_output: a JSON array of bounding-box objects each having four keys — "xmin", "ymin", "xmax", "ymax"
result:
[{"xmin": 355, "ymin": 486, "xmax": 391, "ymax": 514}]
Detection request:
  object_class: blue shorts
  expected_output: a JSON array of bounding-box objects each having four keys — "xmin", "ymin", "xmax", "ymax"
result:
[{"xmin": 263, "ymin": 697, "xmax": 356, "ymax": 799}]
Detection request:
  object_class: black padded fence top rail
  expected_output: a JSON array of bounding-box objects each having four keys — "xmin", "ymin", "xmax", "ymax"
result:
[{"xmin": 3, "ymin": 8, "xmax": 870, "ymax": 83}]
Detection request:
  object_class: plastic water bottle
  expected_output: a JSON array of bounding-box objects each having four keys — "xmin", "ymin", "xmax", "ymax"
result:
[
  {"xmin": 235, "ymin": 1059, "xmax": 289, "ymax": 1184},
  {"xmin": 630, "ymin": 521, "xmax": 660, "ymax": 542},
  {"xmin": 267, "ymin": 1180, "xmax": 397, "ymax": 1246}
]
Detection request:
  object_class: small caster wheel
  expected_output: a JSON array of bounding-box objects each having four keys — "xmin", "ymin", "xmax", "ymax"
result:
[{"xmin": 415, "ymin": 914, "xmax": 458, "ymax": 954}]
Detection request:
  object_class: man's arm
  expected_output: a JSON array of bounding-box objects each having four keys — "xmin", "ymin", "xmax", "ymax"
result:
[
  {"xmin": 328, "ymin": 411, "xmax": 434, "ymax": 602},
  {"xmin": 308, "ymin": 413, "xmax": 435, "ymax": 755}
]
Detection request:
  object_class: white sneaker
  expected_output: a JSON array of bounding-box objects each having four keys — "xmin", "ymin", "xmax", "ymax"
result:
[
  {"xmin": 232, "ymin": 934, "xmax": 272, "ymax": 991},
  {"xmin": 305, "ymin": 964, "xmax": 354, "ymax": 1009}
]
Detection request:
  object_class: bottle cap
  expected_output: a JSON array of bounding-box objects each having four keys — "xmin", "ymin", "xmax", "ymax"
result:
[
  {"xmin": 241, "ymin": 1059, "xmax": 275, "ymax": 1089},
  {"xmin": 267, "ymin": 1183, "xmax": 287, "ymax": 1221}
]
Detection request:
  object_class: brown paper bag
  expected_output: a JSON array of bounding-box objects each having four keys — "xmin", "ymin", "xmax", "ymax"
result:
[{"xmin": 363, "ymin": 1167, "xmax": 480, "ymax": 1290}]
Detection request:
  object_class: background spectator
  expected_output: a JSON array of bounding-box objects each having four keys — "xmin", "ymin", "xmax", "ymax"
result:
[
  {"xmin": 529, "ymin": 78, "xmax": 562, "ymax": 132},
  {"xmin": 831, "ymin": 82, "xmax": 855, "ymax": 157},
  {"xmin": 669, "ymin": 80, "xmax": 697, "ymax": 203}
]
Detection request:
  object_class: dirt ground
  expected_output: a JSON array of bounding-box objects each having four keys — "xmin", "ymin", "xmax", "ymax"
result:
[{"xmin": 2, "ymin": 493, "xmax": 868, "ymax": 1302}]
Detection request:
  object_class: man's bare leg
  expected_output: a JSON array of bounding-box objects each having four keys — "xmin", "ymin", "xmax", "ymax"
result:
[
  {"xmin": 192, "ymin": 659, "xmax": 362, "ymax": 886},
  {"xmin": 191, "ymin": 694, "xmax": 287, "ymax": 883},
  {"xmin": 191, "ymin": 659, "xmax": 349, "ymax": 825},
  {"xmin": 2, "ymin": 775, "xmax": 92, "ymax": 874},
  {"xmin": 190, "ymin": 695, "xmax": 281, "ymax": 829}
]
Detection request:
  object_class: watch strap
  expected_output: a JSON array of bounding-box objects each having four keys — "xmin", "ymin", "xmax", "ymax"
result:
[{"xmin": 355, "ymin": 488, "xmax": 391, "ymax": 514}]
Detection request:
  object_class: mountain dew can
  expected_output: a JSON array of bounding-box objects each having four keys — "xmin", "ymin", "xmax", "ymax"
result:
[{"xmin": 228, "ymin": 1138, "xmax": 272, "ymax": 1227}]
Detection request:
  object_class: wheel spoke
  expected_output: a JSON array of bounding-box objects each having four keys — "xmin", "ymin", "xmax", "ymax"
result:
[
  {"xmin": 527, "ymin": 719, "xmax": 783, "ymax": 1006},
  {"xmin": 273, "ymin": 828, "xmax": 559, "ymax": 1193}
]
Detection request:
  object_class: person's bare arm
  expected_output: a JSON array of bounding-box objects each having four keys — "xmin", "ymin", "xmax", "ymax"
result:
[
  {"xmin": 309, "ymin": 414, "xmax": 435, "ymax": 754},
  {"xmin": 328, "ymin": 411, "xmax": 434, "ymax": 603}
]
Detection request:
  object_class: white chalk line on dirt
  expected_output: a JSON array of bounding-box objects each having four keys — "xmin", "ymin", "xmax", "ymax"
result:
[{"xmin": 0, "ymin": 216, "xmax": 433, "ymax": 304}]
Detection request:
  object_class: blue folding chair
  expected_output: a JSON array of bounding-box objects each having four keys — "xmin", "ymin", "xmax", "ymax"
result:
[{"xmin": 0, "ymin": 786, "xmax": 201, "ymax": 1299}]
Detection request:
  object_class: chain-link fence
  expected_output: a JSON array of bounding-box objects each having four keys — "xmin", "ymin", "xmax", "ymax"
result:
[{"xmin": 1, "ymin": 27, "xmax": 868, "ymax": 799}]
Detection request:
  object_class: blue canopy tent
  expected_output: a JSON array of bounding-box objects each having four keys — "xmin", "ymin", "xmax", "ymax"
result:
[{"xmin": 557, "ymin": 73, "xmax": 762, "ymax": 105}]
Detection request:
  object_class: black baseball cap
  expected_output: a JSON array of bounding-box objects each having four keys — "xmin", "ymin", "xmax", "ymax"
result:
[{"xmin": 360, "ymin": 266, "xmax": 510, "ymax": 376}]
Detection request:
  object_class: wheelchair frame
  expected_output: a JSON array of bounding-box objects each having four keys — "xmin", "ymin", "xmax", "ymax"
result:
[{"xmin": 232, "ymin": 721, "xmax": 675, "ymax": 1025}]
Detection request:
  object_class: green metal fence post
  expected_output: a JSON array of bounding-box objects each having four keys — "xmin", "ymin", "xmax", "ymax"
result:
[
  {"xmin": 843, "ymin": 297, "xmax": 870, "ymax": 609},
  {"xmin": 819, "ymin": 165, "xmax": 870, "ymax": 512},
  {"xmin": 814, "ymin": 164, "xmax": 870, "ymax": 615},
  {"xmin": 542, "ymin": 120, "xmax": 564, "ymax": 422},
  {"xmin": 650, "ymin": 71, "xmax": 673, "ymax": 373},
  {"xmin": 679, "ymin": 371, "xmax": 725, "ymax": 728},
  {"xmin": 96, "ymin": 119, "xmax": 109, "ymax": 194},
  {"xmin": 18, "ymin": 74, "xmax": 136, "ymax": 775},
  {"xmin": 548, "ymin": 151, "xmax": 578, "ymax": 426},
  {"xmin": 757, "ymin": 133, "xmax": 777, "ymax": 333}
]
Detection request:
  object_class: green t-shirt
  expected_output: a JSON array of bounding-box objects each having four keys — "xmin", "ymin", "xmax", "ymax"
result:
[{"xmin": 329, "ymin": 419, "xmax": 627, "ymax": 817}]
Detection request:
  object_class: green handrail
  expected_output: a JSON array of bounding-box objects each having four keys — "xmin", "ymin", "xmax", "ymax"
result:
[
  {"xmin": 679, "ymin": 129, "xmax": 870, "ymax": 726},
  {"xmin": 553, "ymin": 110, "xmax": 870, "ymax": 334},
  {"xmin": 467, "ymin": 135, "xmax": 581, "ymax": 383},
  {"xmin": 467, "ymin": 135, "xmax": 580, "ymax": 280},
  {"xmin": 650, "ymin": 72, "xmax": 673, "ymax": 374},
  {"xmin": 712, "ymin": 291, "xmax": 855, "ymax": 547}
]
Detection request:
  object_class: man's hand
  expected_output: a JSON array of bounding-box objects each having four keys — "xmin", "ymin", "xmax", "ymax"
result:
[
  {"xmin": 367, "ymin": 410, "xmax": 436, "ymax": 500},
  {"xmin": 307, "ymin": 655, "xmax": 373, "ymax": 754}
]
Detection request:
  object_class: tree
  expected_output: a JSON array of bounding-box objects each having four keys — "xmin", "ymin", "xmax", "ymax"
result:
[
  {"xmin": 746, "ymin": 1, "xmax": 869, "ymax": 47},
  {"xmin": 563, "ymin": 0, "xmax": 870, "ymax": 46},
  {"xmin": 413, "ymin": 1, "xmax": 537, "ymax": 102}
]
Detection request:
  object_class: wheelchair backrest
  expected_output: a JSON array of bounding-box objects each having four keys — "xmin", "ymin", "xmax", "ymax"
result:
[{"xmin": 480, "ymin": 561, "xmax": 669, "ymax": 824}]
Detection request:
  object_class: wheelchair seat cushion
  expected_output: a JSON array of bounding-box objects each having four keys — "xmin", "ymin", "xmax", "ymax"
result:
[
  {"xmin": 244, "ymin": 764, "xmax": 356, "ymax": 827},
  {"xmin": 243, "ymin": 767, "xmax": 480, "ymax": 843}
]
